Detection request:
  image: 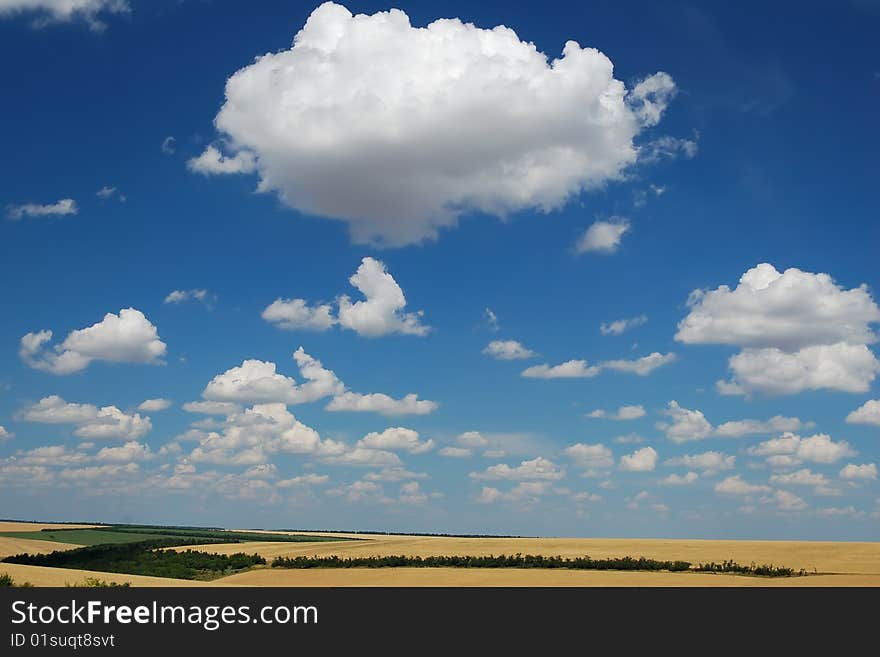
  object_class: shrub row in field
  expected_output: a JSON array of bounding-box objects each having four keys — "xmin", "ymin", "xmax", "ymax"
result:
[
  {"xmin": 272, "ymin": 554, "xmax": 693, "ymax": 572},
  {"xmin": 2, "ymin": 540, "xmax": 266, "ymax": 580},
  {"xmin": 271, "ymin": 554, "xmax": 806, "ymax": 577}
]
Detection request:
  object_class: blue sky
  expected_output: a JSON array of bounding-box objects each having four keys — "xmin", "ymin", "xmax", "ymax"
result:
[{"xmin": 0, "ymin": 0, "xmax": 878, "ymax": 539}]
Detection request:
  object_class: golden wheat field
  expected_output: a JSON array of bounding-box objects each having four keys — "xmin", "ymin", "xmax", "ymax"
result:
[
  {"xmin": 183, "ymin": 532, "xmax": 880, "ymax": 575},
  {"xmin": 3, "ymin": 526, "xmax": 880, "ymax": 586},
  {"xmin": 0, "ymin": 522, "xmax": 97, "ymax": 559}
]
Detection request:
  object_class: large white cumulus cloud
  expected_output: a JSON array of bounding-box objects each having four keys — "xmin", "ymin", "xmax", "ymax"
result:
[
  {"xmin": 192, "ymin": 2, "xmax": 676, "ymax": 246},
  {"xmin": 676, "ymin": 263, "xmax": 880, "ymax": 395}
]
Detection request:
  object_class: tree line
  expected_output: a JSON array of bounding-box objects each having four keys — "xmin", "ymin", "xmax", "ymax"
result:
[
  {"xmin": 3, "ymin": 540, "xmax": 266, "ymax": 580},
  {"xmin": 271, "ymin": 554, "xmax": 806, "ymax": 577}
]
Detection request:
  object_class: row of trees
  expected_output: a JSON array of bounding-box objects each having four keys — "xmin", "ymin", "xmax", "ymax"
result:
[
  {"xmin": 271, "ymin": 554, "xmax": 807, "ymax": 577},
  {"xmin": 44, "ymin": 525, "xmax": 342, "ymax": 544},
  {"xmin": 694, "ymin": 560, "xmax": 806, "ymax": 577},
  {"xmin": 272, "ymin": 554, "xmax": 693, "ymax": 572},
  {"xmin": 3, "ymin": 540, "xmax": 266, "ymax": 580}
]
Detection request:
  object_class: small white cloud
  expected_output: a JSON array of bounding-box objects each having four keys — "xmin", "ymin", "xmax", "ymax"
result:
[
  {"xmin": 845, "ymin": 399, "xmax": 880, "ymax": 426},
  {"xmin": 600, "ymin": 315, "xmax": 647, "ymax": 336},
  {"xmin": 20, "ymin": 308, "xmax": 166, "ymax": 375},
  {"xmin": 619, "ymin": 446, "xmax": 658, "ymax": 472},
  {"xmin": 839, "ymin": 463, "xmax": 877, "ymax": 481},
  {"xmin": 138, "ymin": 398, "xmax": 172, "ymax": 412},
  {"xmin": 747, "ymin": 432, "xmax": 856, "ymax": 465},
  {"xmin": 470, "ymin": 457, "xmax": 564, "ymax": 481},
  {"xmin": 586, "ymin": 405, "xmax": 646, "ymax": 421},
  {"xmin": 262, "ymin": 299, "xmax": 336, "ymax": 331},
  {"xmin": 337, "ymin": 257, "xmax": 429, "ymax": 337},
  {"xmin": 657, "ymin": 401, "xmax": 713, "ymax": 443},
  {"xmin": 715, "ymin": 475, "xmax": 771, "ymax": 496},
  {"xmin": 19, "ymin": 396, "xmax": 150, "ymax": 441},
  {"xmin": 575, "ymin": 218, "xmax": 630, "ymax": 254},
  {"xmin": 482, "ymin": 340, "xmax": 536, "ymax": 360},
  {"xmin": 522, "ymin": 359, "xmax": 601, "ymax": 379},
  {"xmin": 523, "ymin": 353, "xmax": 674, "ymax": 379},
  {"xmin": 7, "ymin": 198, "xmax": 78, "ymax": 220},
  {"xmin": 660, "ymin": 472, "xmax": 698, "ymax": 485},
  {"xmin": 277, "ymin": 473, "xmax": 330, "ymax": 488},
  {"xmin": 677, "ymin": 263, "xmax": 880, "ymax": 395},
  {"xmin": 94, "ymin": 440, "xmax": 153, "ymax": 462},
  {"xmin": 161, "ymin": 136, "xmax": 176, "ymax": 154},
  {"xmin": 187, "ymin": 145, "xmax": 257, "ymax": 175},
  {"xmin": 326, "ymin": 391, "xmax": 438, "ymax": 416},
  {"xmin": 0, "ymin": 425, "xmax": 13, "ymax": 442},
  {"xmin": 356, "ymin": 427, "xmax": 434, "ymax": 454},
  {"xmin": 663, "ymin": 451, "xmax": 735, "ymax": 473},
  {"xmin": 769, "ymin": 469, "xmax": 830, "ymax": 487},
  {"xmin": 714, "ymin": 415, "xmax": 812, "ymax": 438},
  {"xmin": 96, "ymin": 186, "xmax": 125, "ymax": 202},
  {"xmin": 164, "ymin": 289, "xmax": 215, "ymax": 308}
]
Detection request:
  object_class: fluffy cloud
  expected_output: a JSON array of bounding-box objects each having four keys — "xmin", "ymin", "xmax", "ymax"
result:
[
  {"xmin": 73, "ymin": 406, "xmax": 151, "ymax": 440},
  {"xmin": 715, "ymin": 475, "xmax": 771, "ymax": 496},
  {"xmin": 138, "ymin": 398, "xmax": 172, "ymax": 412},
  {"xmin": 470, "ymin": 457, "xmax": 564, "ymax": 481},
  {"xmin": 438, "ymin": 431, "xmax": 498, "ymax": 458},
  {"xmin": 575, "ymin": 218, "xmax": 630, "ymax": 254},
  {"xmin": 482, "ymin": 340, "xmax": 536, "ymax": 360},
  {"xmin": 276, "ymin": 473, "xmax": 330, "ymax": 488},
  {"xmin": 322, "ymin": 448, "xmax": 401, "ymax": 468},
  {"xmin": 657, "ymin": 401, "xmax": 712, "ymax": 443},
  {"xmin": 19, "ymin": 396, "xmax": 150, "ymax": 441},
  {"xmin": 94, "ymin": 441, "xmax": 153, "ymax": 463},
  {"xmin": 356, "ymin": 427, "xmax": 435, "ymax": 454},
  {"xmin": 522, "ymin": 360, "xmax": 600, "ymax": 379},
  {"xmin": 769, "ymin": 469, "xmax": 829, "ymax": 487},
  {"xmin": 600, "ymin": 315, "xmax": 647, "ymax": 336},
  {"xmin": 261, "ymin": 299, "xmax": 336, "ymax": 331},
  {"xmin": 20, "ymin": 309, "xmax": 167, "ymax": 375},
  {"xmin": 0, "ymin": 425, "xmax": 12, "ymax": 442},
  {"xmin": 845, "ymin": 399, "xmax": 880, "ymax": 426},
  {"xmin": 193, "ymin": 2, "xmax": 677, "ymax": 246},
  {"xmin": 6, "ymin": 198, "xmax": 77, "ymax": 220},
  {"xmin": 189, "ymin": 403, "xmax": 345, "ymax": 466},
  {"xmin": 676, "ymin": 263, "xmax": 880, "ymax": 395},
  {"xmin": 0, "ymin": 1, "xmax": 128, "ymax": 31},
  {"xmin": 839, "ymin": 463, "xmax": 877, "ymax": 481},
  {"xmin": 747, "ymin": 432, "xmax": 856, "ymax": 465},
  {"xmin": 438, "ymin": 446, "xmax": 472, "ymax": 458},
  {"xmin": 398, "ymin": 481, "xmax": 429, "ymax": 505},
  {"xmin": 202, "ymin": 347, "xmax": 343, "ymax": 405},
  {"xmin": 663, "ymin": 451, "xmax": 735, "ymax": 473},
  {"xmin": 522, "ymin": 352, "xmax": 674, "ymax": 379},
  {"xmin": 564, "ymin": 443, "xmax": 614, "ymax": 473},
  {"xmin": 714, "ymin": 415, "xmax": 811, "ymax": 438},
  {"xmin": 587, "ymin": 405, "xmax": 646, "ymax": 420},
  {"xmin": 660, "ymin": 472, "xmax": 698, "ymax": 485},
  {"xmin": 619, "ymin": 446, "xmax": 658, "ymax": 472},
  {"xmin": 187, "ymin": 146, "xmax": 257, "ymax": 175},
  {"xmin": 8, "ymin": 444, "xmax": 88, "ymax": 467},
  {"xmin": 262, "ymin": 258, "xmax": 426, "ymax": 338},
  {"xmin": 325, "ymin": 392, "xmax": 437, "ymax": 416},
  {"xmin": 337, "ymin": 258, "xmax": 428, "ymax": 337}
]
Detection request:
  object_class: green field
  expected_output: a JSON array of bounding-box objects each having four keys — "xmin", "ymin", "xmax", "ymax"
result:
[
  {"xmin": 0, "ymin": 525, "xmax": 351, "ymax": 547},
  {"xmin": 0, "ymin": 529, "xmax": 174, "ymax": 546}
]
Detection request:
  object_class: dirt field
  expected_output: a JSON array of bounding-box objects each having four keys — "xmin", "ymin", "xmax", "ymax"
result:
[{"xmin": 183, "ymin": 533, "xmax": 880, "ymax": 575}]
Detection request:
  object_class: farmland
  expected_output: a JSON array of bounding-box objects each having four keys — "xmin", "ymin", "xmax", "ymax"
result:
[{"xmin": 1, "ymin": 522, "xmax": 879, "ymax": 586}]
